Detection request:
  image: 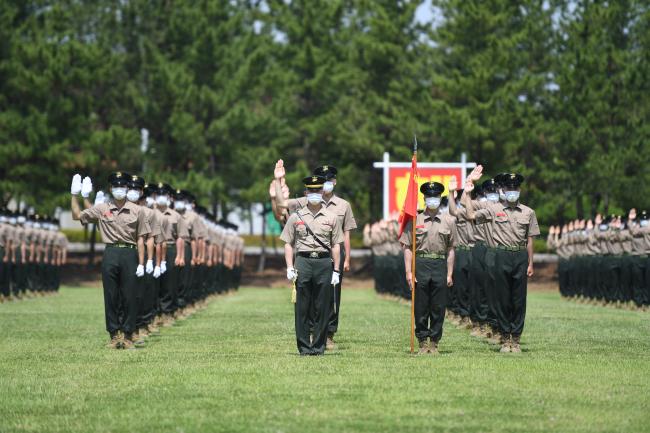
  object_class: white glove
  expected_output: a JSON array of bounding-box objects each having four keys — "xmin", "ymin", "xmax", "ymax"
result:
[
  {"xmin": 160, "ymin": 261, "xmax": 167, "ymax": 274},
  {"xmin": 81, "ymin": 176, "xmax": 93, "ymax": 198},
  {"xmin": 94, "ymin": 191, "xmax": 105, "ymax": 205},
  {"xmin": 136, "ymin": 264, "xmax": 145, "ymax": 277},
  {"xmin": 70, "ymin": 174, "xmax": 82, "ymax": 195},
  {"xmin": 153, "ymin": 266, "xmax": 161, "ymax": 278},
  {"xmin": 331, "ymin": 271, "xmax": 340, "ymax": 286},
  {"xmin": 145, "ymin": 259, "xmax": 154, "ymax": 274},
  {"xmin": 287, "ymin": 267, "xmax": 297, "ymax": 281}
]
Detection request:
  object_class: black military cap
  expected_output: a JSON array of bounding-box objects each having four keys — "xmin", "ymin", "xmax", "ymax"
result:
[
  {"xmin": 641, "ymin": 211, "xmax": 648, "ymax": 221},
  {"xmin": 471, "ymin": 184, "xmax": 483, "ymax": 200},
  {"xmin": 143, "ymin": 183, "xmax": 156, "ymax": 197},
  {"xmin": 493, "ymin": 173, "xmax": 510, "ymax": 187},
  {"xmin": 502, "ymin": 173, "xmax": 524, "ymax": 188},
  {"xmin": 419, "ymin": 181, "xmax": 445, "ymax": 197},
  {"xmin": 108, "ymin": 171, "xmax": 130, "ymax": 187},
  {"xmin": 156, "ymin": 182, "xmax": 173, "ymax": 195},
  {"xmin": 128, "ymin": 175, "xmax": 145, "ymax": 190},
  {"xmin": 303, "ymin": 175, "xmax": 327, "ymax": 189},
  {"xmin": 195, "ymin": 205, "xmax": 207, "ymax": 215},
  {"xmin": 180, "ymin": 190, "xmax": 195, "ymax": 203},
  {"xmin": 482, "ymin": 178, "xmax": 498, "ymax": 193},
  {"xmin": 313, "ymin": 165, "xmax": 338, "ymax": 180}
]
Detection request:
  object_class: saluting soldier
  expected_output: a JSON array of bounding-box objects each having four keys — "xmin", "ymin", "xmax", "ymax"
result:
[
  {"xmin": 464, "ymin": 171, "xmax": 540, "ymax": 353},
  {"xmin": 71, "ymin": 172, "xmax": 151, "ymax": 349},
  {"xmin": 400, "ymin": 181, "xmax": 456, "ymax": 355},
  {"xmin": 280, "ymin": 175, "xmax": 343, "ymax": 356}
]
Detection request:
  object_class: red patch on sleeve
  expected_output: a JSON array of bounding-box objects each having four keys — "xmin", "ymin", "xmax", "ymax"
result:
[
  {"xmin": 416, "ymin": 225, "xmax": 425, "ymax": 228},
  {"xmin": 104, "ymin": 211, "xmax": 113, "ymax": 218},
  {"xmin": 295, "ymin": 221, "xmax": 305, "ymax": 226},
  {"xmin": 496, "ymin": 212, "xmax": 506, "ymax": 217}
]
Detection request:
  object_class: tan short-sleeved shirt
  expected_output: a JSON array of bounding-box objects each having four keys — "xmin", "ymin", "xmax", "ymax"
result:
[
  {"xmin": 280, "ymin": 206, "xmax": 344, "ymax": 253},
  {"xmin": 57, "ymin": 232, "xmax": 69, "ymax": 249},
  {"xmin": 182, "ymin": 210, "xmax": 207, "ymax": 241},
  {"xmin": 13, "ymin": 226, "xmax": 26, "ymax": 245},
  {"xmin": 159, "ymin": 208, "xmax": 189, "ymax": 243},
  {"xmin": 142, "ymin": 207, "xmax": 164, "ymax": 244},
  {"xmin": 399, "ymin": 211, "xmax": 457, "ymax": 255},
  {"xmin": 474, "ymin": 201, "xmax": 540, "ymax": 247},
  {"xmin": 287, "ymin": 197, "xmax": 309, "ymax": 213},
  {"xmin": 595, "ymin": 230, "xmax": 611, "ymax": 255},
  {"xmin": 607, "ymin": 230, "xmax": 624, "ymax": 255},
  {"xmin": 80, "ymin": 201, "xmax": 151, "ymax": 244},
  {"xmin": 323, "ymin": 195, "xmax": 357, "ymax": 233},
  {"xmin": 629, "ymin": 223, "xmax": 650, "ymax": 255},
  {"xmin": 453, "ymin": 207, "xmax": 474, "ymax": 247}
]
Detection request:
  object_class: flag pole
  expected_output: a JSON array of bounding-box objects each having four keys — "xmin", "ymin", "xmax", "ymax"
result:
[{"xmin": 410, "ymin": 135, "xmax": 418, "ymax": 354}]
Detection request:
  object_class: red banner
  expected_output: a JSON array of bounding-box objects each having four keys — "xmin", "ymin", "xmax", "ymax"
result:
[{"xmin": 389, "ymin": 166, "xmax": 462, "ymax": 216}]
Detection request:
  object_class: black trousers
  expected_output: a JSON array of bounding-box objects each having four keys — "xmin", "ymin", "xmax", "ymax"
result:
[
  {"xmin": 177, "ymin": 242, "xmax": 192, "ymax": 309},
  {"xmin": 486, "ymin": 248, "xmax": 528, "ymax": 337},
  {"xmin": 453, "ymin": 248, "xmax": 472, "ymax": 317},
  {"xmin": 159, "ymin": 244, "xmax": 179, "ymax": 315},
  {"xmin": 294, "ymin": 256, "xmax": 333, "ymax": 355},
  {"xmin": 469, "ymin": 243, "xmax": 489, "ymax": 324},
  {"xmin": 101, "ymin": 246, "xmax": 138, "ymax": 335},
  {"xmin": 327, "ymin": 244, "xmax": 345, "ymax": 336},
  {"xmin": 414, "ymin": 257, "xmax": 447, "ymax": 343}
]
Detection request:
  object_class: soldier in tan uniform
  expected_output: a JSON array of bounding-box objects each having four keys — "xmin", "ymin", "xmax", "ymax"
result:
[
  {"xmin": 464, "ymin": 171, "xmax": 540, "ymax": 353},
  {"xmin": 153, "ymin": 183, "xmax": 189, "ymax": 325},
  {"xmin": 628, "ymin": 209, "xmax": 650, "ymax": 308},
  {"xmin": 400, "ymin": 181, "xmax": 456, "ymax": 355},
  {"xmin": 280, "ymin": 175, "xmax": 343, "ymax": 356},
  {"xmin": 71, "ymin": 172, "xmax": 151, "ymax": 349},
  {"xmin": 0, "ymin": 209, "xmax": 12, "ymax": 302}
]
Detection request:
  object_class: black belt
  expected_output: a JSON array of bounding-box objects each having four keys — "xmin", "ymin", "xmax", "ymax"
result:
[
  {"xmin": 298, "ymin": 251, "xmax": 331, "ymax": 259},
  {"xmin": 107, "ymin": 243, "xmax": 136, "ymax": 249}
]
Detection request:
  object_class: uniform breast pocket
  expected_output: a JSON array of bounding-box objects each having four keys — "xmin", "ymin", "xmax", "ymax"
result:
[
  {"xmin": 296, "ymin": 225, "xmax": 308, "ymax": 239},
  {"xmin": 515, "ymin": 218, "xmax": 530, "ymax": 238},
  {"xmin": 438, "ymin": 229, "xmax": 451, "ymax": 245},
  {"xmin": 121, "ymin": 214, "xmax": 139, "ymax": 232}
]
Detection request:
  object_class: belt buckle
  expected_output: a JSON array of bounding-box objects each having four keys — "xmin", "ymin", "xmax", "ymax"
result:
[{"xmin": 310, "ymin": 251, "xmax": 318, "ymax": 258}]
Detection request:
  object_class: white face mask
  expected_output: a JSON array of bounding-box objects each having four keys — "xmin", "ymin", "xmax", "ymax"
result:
[
  {"xmin": 479, "ymin": 197, "xmax": 488, "ymax": 202},
  {"xmin": 9, "ymin": 218, "xmax": 17, "ymax": 225},
  {"xmin": 425, "ymin": 197, "xmax": 441, "ymax": 209},
  {"xmin": 112, "ymin": 187, "xmax": 127, "ymax": 201},
  {"xmin": 323, "ymin": 181, "xmax": 334, "ymax": 193},
  {"xmin": 599, "ymin": 224, "xmax": 608, "ymax": 231},
  {"xmin": 499, "ymin": 190, "xmax": 506, "ymax": 201},
  {"xmin": 126, "ymin": 189, "xmax": 141, "ymax": 203},
  {"xmin": 17, "ymin": 216, "xmax": 26, "ymax": 224},
  {"xmin": 174, "ymin": 201, "xmax": 186, "ymax": 211},
  {"xmin": 505, "ymin": 191, "xmax": 520, "ymax": 203},
  {"xmin": 145, "ymin": 197, "xmax": 154, "ymax": 207},
  {"xmin": 156, "ymin": 195, "xmax": 169, "ymax": 207},
  {"xmin": 0, "ymin": 216, "xmax": 6, "ymax": 223},
  {"xmin": 486, "ymin": 193, "xmax": 500, "ymax": 202},
  {"xmin": 34, "ymin": 223, "xmax": 41, "ymax": 229},
  {"xmin": 641, "ymin": 220, "xmax": 649, "ymax": 227},
  {"xmin": 307, "ymin": 193, "xmax": 323, "ymax": 204}
]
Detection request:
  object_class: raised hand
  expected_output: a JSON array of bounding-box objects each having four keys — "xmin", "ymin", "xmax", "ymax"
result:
[
  {"xmin": 70, "ymin": 174, "xmax": 82, "ymax": 195},
  {"xmin": 629, "ymin": 208, "xmax": 637, "ymax": 221},
  {"xmin": 595, "ymin": 213, "xmax": 602, "ymax": 225},
  {"xmin": 274, "ymin": 159, "xmax": 286, "ymax": 180},
  {"xmin": 81, "ymin": 176, "xmax": 93, "ymax": 198},
  {"xmin": 587, "ymin": 220, "xmax": 593, "ymax": 230},
  {"xmin": 269, "ymin": 180, "xmax": 277, "ymax": 198},
  {"xmin": 448, "ymin": 176, "xmax": 458, "ymax": 193},
  {"xmin": 464, "ymin": 179, "xmax": 475, "ymax": 193},
  {"xmin": 468, "ymin": 165, "xmax": 483, "ymax": 182}
]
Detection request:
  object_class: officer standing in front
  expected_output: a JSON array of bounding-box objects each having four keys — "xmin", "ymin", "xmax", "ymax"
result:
[
  {"xmin": 71, "ymin": 172, "xmax": 151, "ymax": 349},
  {"xmin": 400, "ymin": 181, "xmax": 456, "ymax": 355},
  {"xmin": 280, "ymin": 175, "xmax": 343, "ymax": 356}
]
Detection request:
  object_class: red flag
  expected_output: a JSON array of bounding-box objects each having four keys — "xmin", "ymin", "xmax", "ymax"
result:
[{"xmin": 397, "ymin": 152, "xmax": 419, "ymax": 238}]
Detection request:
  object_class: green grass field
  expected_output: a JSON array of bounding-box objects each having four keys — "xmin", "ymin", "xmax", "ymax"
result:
[{"xmin": 1, "ymin": 286, "xmax": 649, "ymax": 433}]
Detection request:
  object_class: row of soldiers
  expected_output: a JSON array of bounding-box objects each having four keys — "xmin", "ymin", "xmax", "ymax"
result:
[
  {"xmin": 365, "ymin": 167, "xmax": 540, "ymax": 355},
  {"xmin": 0, "ymin": 210, "xmax": 68, "ymax": 301},
  {"xmin": 547, "ymin": 209, "xmax": 650, "ymax": 310},
  {"xmin": 69, "ymin": 172, "xmax": 244, "ymax": 350}
]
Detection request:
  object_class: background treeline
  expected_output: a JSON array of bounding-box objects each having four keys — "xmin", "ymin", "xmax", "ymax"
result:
[{"xmin": 2, "ymin": 0, "xmax": 649, "ymax": 229}]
